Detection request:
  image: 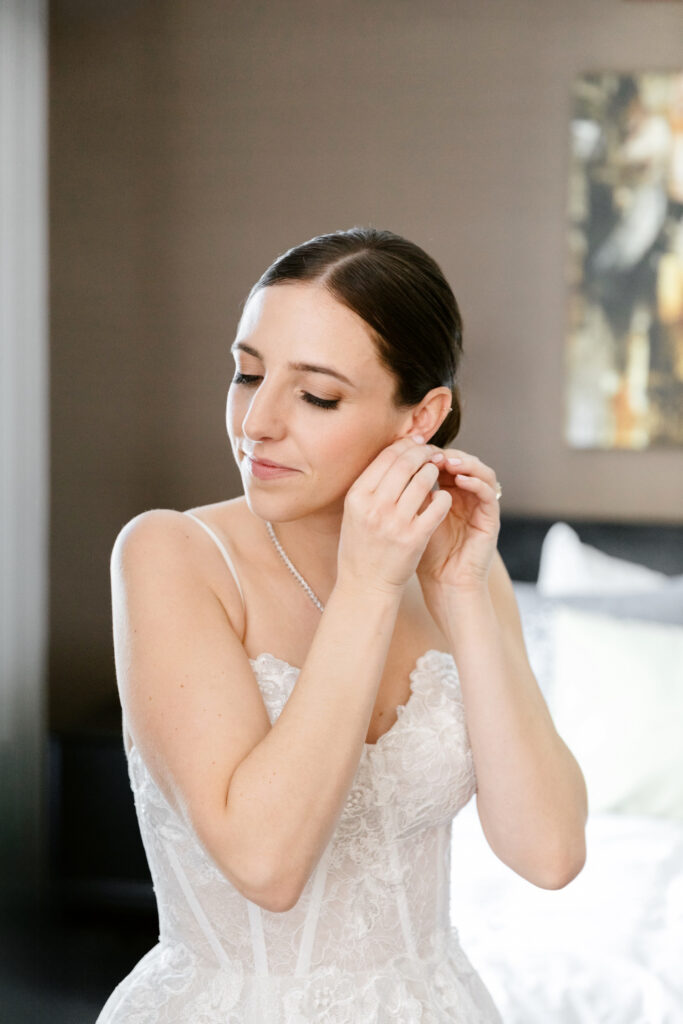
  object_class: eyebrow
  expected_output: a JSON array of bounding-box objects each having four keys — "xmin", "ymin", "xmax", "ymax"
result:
[{"xmin": 231, "ymin": 342, "xmax": 357, "ymax": 388}]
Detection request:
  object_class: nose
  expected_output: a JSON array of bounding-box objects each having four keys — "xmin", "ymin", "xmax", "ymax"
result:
[{"xmin": 241, "ymin": 379, "xmax": 286, "ymax": 444}]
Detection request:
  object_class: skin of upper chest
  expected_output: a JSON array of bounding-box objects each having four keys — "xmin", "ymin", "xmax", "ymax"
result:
[{"xmin": 194, "ymin": 501, "xmax": 450, "ymax": 744}]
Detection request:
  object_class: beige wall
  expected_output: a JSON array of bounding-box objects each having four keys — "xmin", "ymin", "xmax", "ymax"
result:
[{"xmin": 49, "ymin": 0, "xmax": 683, "ymax": 731}]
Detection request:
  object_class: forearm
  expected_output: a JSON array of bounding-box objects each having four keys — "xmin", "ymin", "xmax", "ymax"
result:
[
  {"xmin": 225, "ymin": 577, "xmax": 401, "ymax": 908},
  {"xmin": 439, "ymin": 587, "xmax": 588, "ymax": 888}
]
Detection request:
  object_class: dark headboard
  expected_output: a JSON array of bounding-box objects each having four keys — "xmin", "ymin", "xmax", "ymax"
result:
[{"xmin": 498, "ymin": 515, "xmax": 683, "ymax": 582}]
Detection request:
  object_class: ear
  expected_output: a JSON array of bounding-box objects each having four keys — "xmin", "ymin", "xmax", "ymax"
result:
[{"xmin": 401, "ymin": 387, "xmax": 452, "ymax": 442}]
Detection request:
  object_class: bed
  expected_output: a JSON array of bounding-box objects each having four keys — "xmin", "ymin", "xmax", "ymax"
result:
[{"xmin": 449, "ymin": 516, "xmax": 683, "ymax": 1023}]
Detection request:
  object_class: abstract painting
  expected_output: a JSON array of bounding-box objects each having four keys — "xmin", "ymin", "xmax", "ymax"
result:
[{"xmin": 566, "ymin": 71, "xmax": 683, "ymax": 449}]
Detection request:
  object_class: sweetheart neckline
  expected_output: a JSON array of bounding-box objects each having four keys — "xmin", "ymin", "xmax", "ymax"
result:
[{"xmin": 247, "ymin": 648, "xmax": 454, "ymax": 749}]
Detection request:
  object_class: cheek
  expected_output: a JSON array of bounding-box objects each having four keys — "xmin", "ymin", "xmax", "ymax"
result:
[
  {"xmin": 225, "ymin": 393, "xmax": 235, "ymax": 436},
  {"xmin": 226, "ymin": 388, "xmax": 245, "ymax": 427},
  {"xmin": 314, "ymin": 423, "xmax": 384, "ymax": 484}
]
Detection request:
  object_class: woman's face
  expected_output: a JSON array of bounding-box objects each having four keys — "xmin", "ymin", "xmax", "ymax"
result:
[{"xmin": 226, "ymin": 282, "xmax": 413, "ymax": 522}]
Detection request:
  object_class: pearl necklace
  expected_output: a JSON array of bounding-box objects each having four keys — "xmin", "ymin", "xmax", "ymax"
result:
[{"xmin": 265, "ymin": 521, "xmax": 325, "ymax": 612}]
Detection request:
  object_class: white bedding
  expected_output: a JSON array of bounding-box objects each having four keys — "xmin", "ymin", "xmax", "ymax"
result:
[{"xmin": 450, "ymin": 797, "xmax": 683, "ymax": 1023}]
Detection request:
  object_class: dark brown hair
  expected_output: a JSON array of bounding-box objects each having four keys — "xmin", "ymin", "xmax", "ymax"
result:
[{"xmin": 244, "ymin": 227, "xmax": 463, "ymax": 446}]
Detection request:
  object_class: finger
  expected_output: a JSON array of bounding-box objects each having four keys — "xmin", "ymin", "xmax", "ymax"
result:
[
  {"xmin": 415, "ymin": 487, "xmax": 452, "ymax": 532},
  {"xmin": 395, "ymin": 461, "xmax": 441, "ymax": 520},
  {"xmin": 372, "ymin": 442, "xmax": 444, "ymax": 504},
  {"xmin": 352, "ymin": 437, "xmax": 426, "ymax": 494},
  {"xmin": 441, "ymin": 451, "xmax": 497, "ymax": 489},
  {"xmin": 453, "ymin": 472, "xmax": 500, "ymax": 509}
]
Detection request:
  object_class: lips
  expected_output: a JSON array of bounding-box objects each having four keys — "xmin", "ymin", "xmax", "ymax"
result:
[
  {"xmin": 244, "ymin": 453, "xmax": 295, "ymax": 470},
  {"xmin": 251, "ymin": 456, "xmax": 292, "ymax": 469},
  {"xmin": 240, "ymin": 449, "xmax": 301, "ymax": 479}
]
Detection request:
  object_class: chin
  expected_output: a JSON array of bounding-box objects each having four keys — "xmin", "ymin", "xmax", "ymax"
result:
[
  {"xmin": 243, "ymin": 482, "xmax": 345, "ymax": 524},
  {"xmin": 241, "ymin": 485, "xmax": 304, "ymax": 522}
]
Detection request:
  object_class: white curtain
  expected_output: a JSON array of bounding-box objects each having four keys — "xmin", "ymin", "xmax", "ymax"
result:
[{"xmin": 0, "ymin": 0, "xmax": 49, "ymax": 916}]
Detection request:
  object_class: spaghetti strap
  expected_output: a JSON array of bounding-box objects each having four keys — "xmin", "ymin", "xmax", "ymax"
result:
[{"xmin": 183, "ymin": 511, "xmax": 245, "ymax": 609}]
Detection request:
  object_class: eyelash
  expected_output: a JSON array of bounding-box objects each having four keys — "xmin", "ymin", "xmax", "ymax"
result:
[{"xmin": 231, "ymin": 373, "xmax": 341, "ymax": 410}]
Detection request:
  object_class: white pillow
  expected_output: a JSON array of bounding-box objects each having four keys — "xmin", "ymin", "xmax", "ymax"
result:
[
  {"xmin": 549, "ymin": 606, "xmax": 683, "ymax": 821},
  {"xmin": 537, "ymin": 522, "xmax": 669, "ymax": 596}
]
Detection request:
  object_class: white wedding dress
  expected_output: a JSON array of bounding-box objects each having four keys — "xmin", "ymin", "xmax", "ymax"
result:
[{"xmin": 96, "ymin": 512, "xmax": 503, "ymax": 1023}]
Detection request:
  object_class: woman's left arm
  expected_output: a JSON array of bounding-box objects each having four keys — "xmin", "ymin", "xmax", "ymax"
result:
[{"xmin": 417, "ymin": 447, "xmax": 588, "ymax": 890}]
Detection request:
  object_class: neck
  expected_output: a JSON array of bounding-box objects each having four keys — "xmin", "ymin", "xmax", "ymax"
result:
[{"xmin": 258, "ymin": 504, "xmax": 343, "ymax": 600}]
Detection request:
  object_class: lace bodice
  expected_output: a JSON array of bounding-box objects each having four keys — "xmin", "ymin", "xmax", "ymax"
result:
[{"xmin": 96, "ymin": 649, "xmax": 503, "ymax": 1022}]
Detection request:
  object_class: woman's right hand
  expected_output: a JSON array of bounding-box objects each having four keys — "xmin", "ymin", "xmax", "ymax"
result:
[{"xmin": 337, "ymin": 437, "xmax": 453, "ymax": 594}]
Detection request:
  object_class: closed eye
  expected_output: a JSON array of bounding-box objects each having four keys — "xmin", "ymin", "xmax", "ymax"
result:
[{"xmin": 230, "ymin": 373, "xmax": 341, "ymax": 410}]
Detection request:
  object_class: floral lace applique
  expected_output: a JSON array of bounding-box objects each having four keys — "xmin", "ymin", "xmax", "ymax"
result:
[{"xmin": 98, "ymin": 649, "xmax": 501, "ymax": 1023}]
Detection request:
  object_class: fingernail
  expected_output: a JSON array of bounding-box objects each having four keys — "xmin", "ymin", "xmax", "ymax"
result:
[
  {"xmin": 413, "ymin": 434, "xmax": 425, "ymax": 444},
  {"xmin": 431, "ymin": 452, "xmax": 444, "ymax": 462},
  {"xmin": 448, "ymin": 457, "xmax": 462, "ymax": 466}
]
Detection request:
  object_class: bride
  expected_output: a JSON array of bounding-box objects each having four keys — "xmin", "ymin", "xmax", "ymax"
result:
[{"xmin": 98, "ymin": 226, "xmax": 587, "ymax": 1022}]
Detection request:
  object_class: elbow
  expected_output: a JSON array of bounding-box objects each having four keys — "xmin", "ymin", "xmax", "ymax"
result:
[
  {"xmin": 243, "ymin": 875, "xmax": 302, "ymax": 914},
  {"xmin": 212, "ymin": 813, "xmax": 304, "ymax": 913},
  {"xmin": 261, "ymin": 884, "xmax": 302, "ymax": 914},
  {"xmin": 533, "ymin": 833, "xmax": 587, "ymax": 890},
  {"xmin": 231, "ymin": 856, "xmax": 303, "ymax": 914},
  {"xmin": 258, "ymin": 858, "xmax": 306, "ymax": 912},
  {"xmin": 207, "ymin": 802, "xmax": 301, "ymax": 913}
]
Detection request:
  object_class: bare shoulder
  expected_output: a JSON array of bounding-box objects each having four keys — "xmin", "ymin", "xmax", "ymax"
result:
[
  {"xmin": 182, "ymin": 498, "xmax": 255, "ymax": 635},
  {"xmin": 111, "ymin": 509, "xmax": 199, "ymax": 600},
  {"xmin": 113, "ymin": 498, "xmax": 248, "ymax": 555},
  {"xmin": 112, "ymin": 506, "xmax": 207, "ymax": 555},
  {"xmin": 113, "ymin": 500, "xmax": 249, "ymax": 638}
]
